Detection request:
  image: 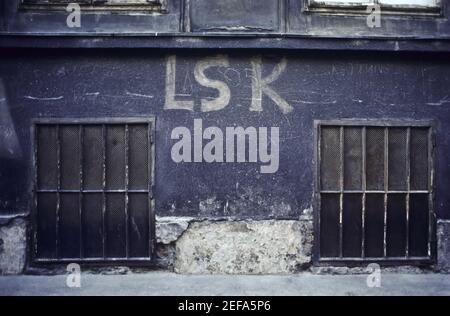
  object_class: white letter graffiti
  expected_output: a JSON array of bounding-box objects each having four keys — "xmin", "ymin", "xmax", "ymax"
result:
[
  {"xmin": 165, "ymin": 55, "xmax": 195, "ymax": 111},
  {"xmin": 164, "ymin": 55, "xmax": 293, "ymax": 114},
  {"xmin": 194, "ymin": 55, "xmax": 231, "ymax": 112},
  {"xmin": 250, "ymin": 56, "xmax": 293, "ymax": 114}
]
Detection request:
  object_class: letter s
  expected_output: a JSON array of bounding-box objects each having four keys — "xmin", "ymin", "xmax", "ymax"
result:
[{"xmin": 194, "ymin": 55, "xmax": 231, "ymax": 112}]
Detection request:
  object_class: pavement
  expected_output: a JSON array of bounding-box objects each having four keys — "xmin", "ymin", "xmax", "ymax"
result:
[{"xmin": 1, "ymin": 272, "xmax": 450, "ymax": 296}]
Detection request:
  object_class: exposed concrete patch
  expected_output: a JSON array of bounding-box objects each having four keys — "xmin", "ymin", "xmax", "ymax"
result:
[
  {"xmin": 437, "ymin": 220, "xmax": 450, "ymax": 273},
  {"xmin": 174, "ymin": 219, "xmax": 313, "ymax": 274},
  {"xmin": 156, "ymin": 216, "xmax": 194, "ymax": 245},
  {"xmin": 0, "ymin": 218, "xmax": 27, "ymax": 275},
  {"xmin": 155, "ymin": 216, "xmax": 195, "ymax": 270}
]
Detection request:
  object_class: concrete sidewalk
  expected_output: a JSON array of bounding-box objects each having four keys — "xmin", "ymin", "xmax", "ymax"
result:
[{"xmin": 0, "ymin": 272, "xmax": 449, "ymax": 296}]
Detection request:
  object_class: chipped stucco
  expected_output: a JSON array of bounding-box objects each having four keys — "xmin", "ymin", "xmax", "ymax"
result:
[
  {"xmin": 0, "ymin": 218, "xmax": 27, "ymax": 275},
  {"xmin": 173, "ymin": 219, "xmax": 313, "ymax": 274}
]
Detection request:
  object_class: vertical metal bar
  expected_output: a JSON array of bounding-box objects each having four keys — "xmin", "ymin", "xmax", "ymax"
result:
[
  {"xmin": 428, "ymin": 127, "xmax": 434, "ymax": 257},
  {"xmin": 124, "ymin": 124, "xmax": 130, "ymax": 259},
  {"xmin": 33, "ymin": 124, "xmax": 39, "ymax": 260},
  {"xmin": 148, "ymin": 122, "xmax": 153, "ymax": 258},
  {"xmin": 56, "ymin": 125, "xmax": 61, "ymax": 259},
  {"xmin": 361, "ymin": 127, "xmax": 367, "ymax": 258},
  {"xmin": 405, "ymin": 127, "xmax": 411, "ymax": 258},
  {"xmin": 383, "ymin": 127, "xmax": 389, "ymax": 258},
  {"xmin": 317, "ymin": 123, "xmax": 322, "ymax": 260},
  {"xmin": 102, "ymin": 124, "xmax": 107, "ymax": 259},
  {"xmin": 339, "ymin": 126, "xmax": 344, "ymax": 258},
  {"xmin": 79, "ymin": 125, "xmax": 84, "ymax": 259}
]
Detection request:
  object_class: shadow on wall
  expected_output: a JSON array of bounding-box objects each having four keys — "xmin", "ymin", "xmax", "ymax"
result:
[{"xmin": 0, "ymin": 78, "xmax": 23, "ymax": 212}]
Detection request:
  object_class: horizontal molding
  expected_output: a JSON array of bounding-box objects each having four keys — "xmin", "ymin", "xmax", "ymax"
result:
[{"xmin": 1, "ymin": 34, "xmax": 450, "ymax": 52}]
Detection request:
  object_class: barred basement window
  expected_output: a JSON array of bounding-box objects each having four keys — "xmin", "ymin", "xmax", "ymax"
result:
[
  {"xmin": 315, "ymin": 121, "xmax": 435, "ymax": 264},
  {"xmin": 21, "ymin": 0, "xmax": 166, "ymax": 11},
  {"xmin": 32, "ymin": 118, "xmax": 155, "ymax": 263}
]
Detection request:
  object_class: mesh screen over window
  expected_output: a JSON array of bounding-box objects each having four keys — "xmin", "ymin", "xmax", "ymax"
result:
[
  {"xmin": 317, "ymin": 122, "xmax": 434, "ymax": 263},
  {"xmin": 33, "ymin": 120, "xmax": 154, "ymax": 263}
]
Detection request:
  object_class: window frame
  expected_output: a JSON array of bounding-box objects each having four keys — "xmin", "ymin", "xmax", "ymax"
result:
[
  {"xmin": 20, "ymin": 0, "xmax": 167, "ymax": 12},
  {"xmin": 30, "ymin": 117, "xmax": 156, "ymax": 266},
  {"xmin": 313, "ymin": 119, "xmax": 437, "ymax": 266},
  {"xmin": 304, "ymin": 0, "xmax": 443, "ymax": 16}
]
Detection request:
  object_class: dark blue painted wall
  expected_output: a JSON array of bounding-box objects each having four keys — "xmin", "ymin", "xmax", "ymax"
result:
[{"xmin": 0, "ymin": 49, "xmax": 449, "ymax": 219}]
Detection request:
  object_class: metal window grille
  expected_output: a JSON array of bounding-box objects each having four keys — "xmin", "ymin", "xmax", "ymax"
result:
[
  {"xmin": 32, "ymin": 118, "xmax": 155, "ymax": 263},
  {"xmin": 315, "ymin": 120, "xmax": 435, "ymax": 264}
]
